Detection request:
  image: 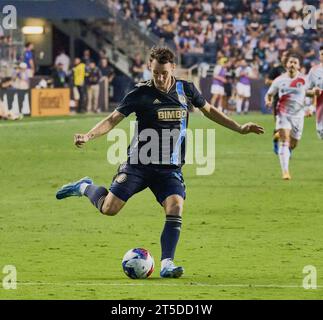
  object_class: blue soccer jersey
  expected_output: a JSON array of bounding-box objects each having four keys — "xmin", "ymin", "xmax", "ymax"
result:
[{"xmin": 116, "ymin": 78, "xmax": 206, "ymax": 167}]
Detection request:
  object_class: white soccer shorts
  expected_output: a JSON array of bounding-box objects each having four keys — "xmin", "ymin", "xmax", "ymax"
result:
[
  {"xmin": 211, "ymin": 84, "xmax": 225, "ymax": 96},
  {"xmin": 275, "ymin": 114, "xmax": 304, "ymax": 140},
  {"xmin": 236, "ymin": 82, "xmax": 251, "ymax": 98}
]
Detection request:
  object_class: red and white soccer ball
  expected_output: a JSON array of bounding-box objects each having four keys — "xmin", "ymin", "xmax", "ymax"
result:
[{"xmin": 122, "ymin": 248, "xmax": 155, "ymax": 279}]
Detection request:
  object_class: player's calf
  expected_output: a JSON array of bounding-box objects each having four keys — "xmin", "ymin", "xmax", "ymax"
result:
[
  {"xmin": 277, "ymin": 129, "xmax": 291, "ymax": 180},
  {"xmin": 83, "ymin": 184, "xmax": 108, "ymax": 212}
]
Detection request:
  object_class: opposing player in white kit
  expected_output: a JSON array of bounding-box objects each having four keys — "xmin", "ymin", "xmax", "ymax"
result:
[
  {"xmin": 306, "ymin": 46, "xmax": 323, "ymax": 139},
  {"xmin": 265, "ymin": 53, "xmax": 307, "ymax": 180},
  {"xmin": 235, "ymin": 59, "xmax": 253, "ymax": 114}
]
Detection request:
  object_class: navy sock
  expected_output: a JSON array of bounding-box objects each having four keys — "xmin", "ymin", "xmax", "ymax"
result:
[
  {"xmin": 84, "ymin": 185, "xmax": 108, "ymax": 213},
  {"xmin": 160, "ymin": 215, "xmax": 182, "ymax": 261}
]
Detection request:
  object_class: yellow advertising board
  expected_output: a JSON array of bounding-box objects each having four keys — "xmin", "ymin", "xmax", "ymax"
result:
[{"xmin": 31, "ymin": 88, "xmax": 70, "ymax": 116}]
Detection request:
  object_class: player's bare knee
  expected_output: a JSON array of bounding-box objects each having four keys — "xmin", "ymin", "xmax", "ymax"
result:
[
  {"xmin": 279, "ymin": 133, "xmax": 290, "ymax": 143},
  {"xmin": 101, "ymin": 203, "xmax": 120, "ymax": 216},
  {"xmin": 166, "ymin": 203, "xmax": 183, "ymax": 216}
]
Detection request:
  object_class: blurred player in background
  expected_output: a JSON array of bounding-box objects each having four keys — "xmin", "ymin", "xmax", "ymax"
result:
[
  {"xmin": 266, "ymin": 50, "xmax": 288, "ymax": 154},
  {"xmin": 223, "ymin": 59, "xmax": 235, "ymax": 115},
  {"xmin": 235, "ymin": 58, "xmax": 253, "ymax": 115},
  {"xmin": 265, "ymin": 53, "xmax": 307, "ymax": 180},
  {"xmin": 56, "ymin": 47, "xmax": 264, "ymax": 279},
  {"xmin": 210, "ymin": 57, "xmax": 228, "ymax": 112},
  {"xmin": 306, "ymin": 46, "xmax": 323, "ymax": 139}
]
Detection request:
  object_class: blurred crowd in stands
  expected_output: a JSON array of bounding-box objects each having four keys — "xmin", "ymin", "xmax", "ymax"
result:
[
  {"xmin": 102, "ymin": 0, "xmax": 320, "ymax": 115},
  {"xmin": 106, "ymin": 0, "xmax": 322, "ymax": 72}
]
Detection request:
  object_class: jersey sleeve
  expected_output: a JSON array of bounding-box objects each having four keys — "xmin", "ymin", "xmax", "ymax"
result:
[
  {"xmin": 115, "ymin": 89, "xmax": 138, "ymax": 117},
  {"xmin": 184, "ymin": 81, "xmax": 206, "ymax": 109},
  {"xmin": 266, "ymin": 78, "xmax": 279, "ymax": 96},
  {"xmin": 306, "ymin": 69, "xmax": 314, "ymax": 90}
]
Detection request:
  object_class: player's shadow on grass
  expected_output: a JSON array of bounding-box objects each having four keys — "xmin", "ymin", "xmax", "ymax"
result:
[
  {"xmin": 73, "ymin": 276, "xmax": 165, "ymax": 282},
  {"xmin": 198, "ymin": 184, "xmax": 265, "ymax": 188}
]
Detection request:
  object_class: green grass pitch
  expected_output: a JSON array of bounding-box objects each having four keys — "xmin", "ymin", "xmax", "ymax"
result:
[{"xmin": 0, "ymin": 113, "xmax": 322, "ymax": 299}]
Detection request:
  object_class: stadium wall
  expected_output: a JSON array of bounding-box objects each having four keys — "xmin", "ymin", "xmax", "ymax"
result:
[{"xmin": 0, "ymin": 78, "xmax": 269, "ymax": 116}]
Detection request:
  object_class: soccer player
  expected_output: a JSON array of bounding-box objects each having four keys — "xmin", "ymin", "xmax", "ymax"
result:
[
  {"xmin": 56, "ymin": 47, "xmax": 264, "ymax": 278},
  {"xmin": 265, "ymin": 53, "xmax": 307, "ymax": 180},
  {"xmin": 306, "ymin": 46, "xmax": 323, "ymax": 139},
  {"xmin": 265, "ymin": 50, "xmax": 288, "ymax": 154},
  {"xmin": 235, "ymin": 59, "xmax": 253, "ymax": 115}
]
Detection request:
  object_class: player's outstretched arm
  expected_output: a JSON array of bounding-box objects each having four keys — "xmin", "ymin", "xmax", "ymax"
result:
[
  {"xmin": 74, "ymin": 110, "xmax": 125, "ymax": 148},
  {"xmin": 265, "ymin": 79, "xmax": 278, "ymax": 109},
  {"xmin": 200, "ymin": 102, "xmax": 264, "ymax": 135}
]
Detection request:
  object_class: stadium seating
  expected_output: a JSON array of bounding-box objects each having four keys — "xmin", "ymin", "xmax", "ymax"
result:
[{"xmin": 101, "ymin": 0, "xmax": 322, "ymax": 70}]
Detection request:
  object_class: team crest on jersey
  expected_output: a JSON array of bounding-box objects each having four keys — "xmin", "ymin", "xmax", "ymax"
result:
[
  {"xmin": 290, "ymin": 77, "xmax": 305, "ymax": 88},
  {"xmin": 178, "ymin": 95, "xmax": 187, "ymax": 105},
  {"xmin": 115, "ymin": 173, "xmax": 127, "ymax": 183},
  {"xmin": 157, "ymin": 108, "xmax": 187, "ymax": 121}
]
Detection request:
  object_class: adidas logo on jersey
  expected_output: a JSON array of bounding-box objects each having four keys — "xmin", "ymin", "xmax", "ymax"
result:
[{"xmin": 153, "ymin": 99, "xmax": 162, "ymax": 104}]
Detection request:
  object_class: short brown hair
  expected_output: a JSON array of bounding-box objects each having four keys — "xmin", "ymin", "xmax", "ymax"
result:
[
  {"xmin": 286, "ymin": 51, "xmax": 303, "ymax": 66},
  {"xmin": 149, "ymin": 47, "xmax": 175, "ymax": 64}
]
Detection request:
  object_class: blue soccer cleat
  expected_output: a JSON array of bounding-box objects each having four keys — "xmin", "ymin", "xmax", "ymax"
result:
[
  {"xmin": 56, "ymin": 177, "xmax": 93, "ymax": 200},
  {"xmin": 160, "ymin": 260, "xmax": 184, "ymax": 278}
]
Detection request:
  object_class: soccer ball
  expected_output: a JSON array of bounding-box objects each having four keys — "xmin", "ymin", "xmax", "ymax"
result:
[{"xmin": 122, "ymin": 248, "xmax": 155, "ymax": 279}]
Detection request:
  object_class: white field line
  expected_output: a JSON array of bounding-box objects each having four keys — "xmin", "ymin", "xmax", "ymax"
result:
[
  {"xmin": 14, "ymin": 282, "xmax": 323, "ymax": 289},
  {"xmin": 0, "ymin": 117, "xmax": 104, "ymax": 127}
]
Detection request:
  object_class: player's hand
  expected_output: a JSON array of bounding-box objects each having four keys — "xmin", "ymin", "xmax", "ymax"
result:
[
  {"xmin": 74, "ymin": 133, "xmax": 89, "ymax": 148},
  {"xmin": 265, "ymin": 97, "xmax": 272, "ymax": 108},
  {"xmin": 313, "ymin": 87, "xmax": 322, "ymax": 96},
  {"xmin": 239, "ymin": 122, "xmax": 265, "ymax": 135}
]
